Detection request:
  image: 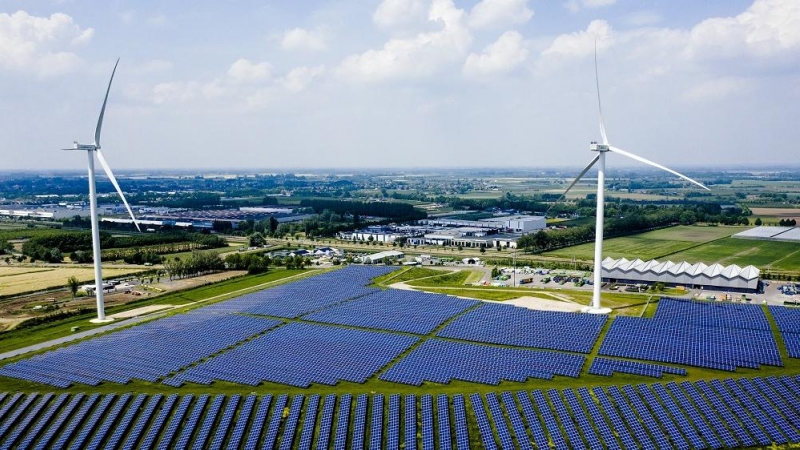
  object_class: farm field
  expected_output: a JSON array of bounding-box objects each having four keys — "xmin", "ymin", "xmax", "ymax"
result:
[
  {"xmin": 543, "ymin": 225, "xmax": 746, "ymax": 261},
  {"xmin": 665, "ymin": 237, "xmax": 800, "ymax": 271},
  {"xmin": 0, "ymin": 266, "xmax": 145, "ymax": 297}
]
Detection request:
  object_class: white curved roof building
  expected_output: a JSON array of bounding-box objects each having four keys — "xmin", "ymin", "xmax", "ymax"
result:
[{"xmin": 601, "ymin": 257, "xmax": 760, "ymax": 291}]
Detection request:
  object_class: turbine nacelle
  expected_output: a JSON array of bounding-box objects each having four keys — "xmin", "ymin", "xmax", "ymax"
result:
[
  {"xmin": 590, "ymin": 142, "xmax": 609, "ymax": 152},
  {"xmin": 62, "ymin": 142, "xmax": 98, "ymax": 151}
]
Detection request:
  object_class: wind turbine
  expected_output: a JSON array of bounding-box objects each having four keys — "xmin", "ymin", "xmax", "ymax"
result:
[
  {"xmin": 558, "ymin": 44, "xmax": 710, "ymax": 314},
  {"xmin": 63, "ymin": 58, "xmax": 140, "ymax": 323}
]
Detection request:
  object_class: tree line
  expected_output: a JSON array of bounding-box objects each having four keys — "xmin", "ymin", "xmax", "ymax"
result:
[{"xmin": 20, "ymin": 230, "xmax": 226, "ymax": 264}]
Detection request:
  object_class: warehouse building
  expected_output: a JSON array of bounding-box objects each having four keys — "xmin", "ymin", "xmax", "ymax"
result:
[{"xmin": 600, "ymin": 257, "xmax": 760, "ymax": 292}]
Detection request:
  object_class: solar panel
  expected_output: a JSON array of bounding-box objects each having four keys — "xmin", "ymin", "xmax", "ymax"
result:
[{"xmin": 438, "ymin": 303, "xmax": 607, "ymax": 353}]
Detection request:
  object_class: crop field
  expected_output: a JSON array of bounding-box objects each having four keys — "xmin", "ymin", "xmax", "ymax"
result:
[
  {"xmin": 0, "ymin": 266, "xmax": 144, "ymax": 297},
  {"xmin": 543, "ymin": 225, "xmax": 747, "ymax": 261}
]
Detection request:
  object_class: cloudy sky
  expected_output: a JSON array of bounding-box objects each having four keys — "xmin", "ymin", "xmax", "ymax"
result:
[{"xmin": 1, "ymin": 0, "xmax": 799, "ymax": 172}]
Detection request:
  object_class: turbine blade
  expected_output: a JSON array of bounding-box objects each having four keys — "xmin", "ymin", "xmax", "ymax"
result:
[
  {"xmin": 609, "ymin": 145, "xmax": 710, "ymax": 191},
  {"xmin": 547, "ymin": 154, "xmax": 601, "ymax": 213},
  {"xmin": 94, "ymin": 58, "xmax": 120, "ymax": 147},
  {"xmin": 595, "ymin": 41, "xmax": 608, "ymax": 145},
  {"xmin": 96, "ymin": 149, "xmax": 141, "ymax": 231}
]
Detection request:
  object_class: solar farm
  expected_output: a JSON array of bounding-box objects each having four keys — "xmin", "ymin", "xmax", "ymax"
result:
[{"xmin": 3, "ymin": 265, "xmax": 800, "ymax": 448}]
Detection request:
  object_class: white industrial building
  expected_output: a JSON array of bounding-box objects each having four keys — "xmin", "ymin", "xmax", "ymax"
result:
[
  {"xmin": 482, "ymin": 215, "xmax": 547, "ymax": 233},
  {"xmin": 600, "ymin": 257, "xmax": 760, "ymax": 292},
  {"xmin": 362, "ymin": 250, "xmax": 405, "ymax": 264},
  {"xmin": 423, "ymin": 215, "xmax": 546, "ymax": 233}
]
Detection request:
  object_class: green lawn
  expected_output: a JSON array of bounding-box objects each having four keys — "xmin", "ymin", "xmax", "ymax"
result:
[
  {"xmin": 406, "ymin": 270, "xmax": 474, "ymax": 287},
  {"xmin": 544, "ymin": 225, "xmax": 748, "ymax": 261},
  {"xmin": 371, "ymin": 267, "xmax": 443, "ymax": 286},
  {"xmin": 665, "ymin": 237, "xmax": 800, "ymax": 271}
]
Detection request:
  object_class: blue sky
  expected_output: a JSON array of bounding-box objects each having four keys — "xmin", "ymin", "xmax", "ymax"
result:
[{"xmin": 1, "ymin": 0, "xmax": 798, "ymax": 171}]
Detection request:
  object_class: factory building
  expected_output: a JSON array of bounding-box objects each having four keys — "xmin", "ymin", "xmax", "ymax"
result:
[{"xmin": 601, "ymin": 257, "xmax": 760, "ymax": 292}]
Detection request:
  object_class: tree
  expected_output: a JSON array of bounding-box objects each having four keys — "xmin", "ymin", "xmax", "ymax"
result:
[
  {"xmin": 49, "ymin": 248, "xmax": 63, "ymax": 263},
  {"xmin": 249, "ymin": 232, "xmax": 266, "ymax": 247},
  {"xmin": 268, "ymin": 216, "xmax": 279, "ymax": 235},
  {"xmin": 67, "ymin": 276, "xmax": 80, "ymax": 299},
  {"xmin": 480, "ymin": 247, "xmax": 486, "ymax": 254},
  {"xmin": 755, "ymin": 217, "xmax": 763, "ymax": 226}
]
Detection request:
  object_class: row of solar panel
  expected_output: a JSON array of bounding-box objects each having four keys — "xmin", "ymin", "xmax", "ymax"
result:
[
  {"xmin": 589, "ymin": 357, "xmax": 688, "ymax": 378},
  {"xmin": 0, "ymin": 391, "xmax": 472, "ymax": 450},
  {"xmin": 600, "ymin": 298, "xmax": 782, "ymax": 370},
  {"xmin": 198, "ymin": 265, "xmax": 398, "ymax": 318},
  {"xmin": 469, "ymin": 376, "xmax": 800, "ymax": 449},
  {"xmin": 769, "ymin": 305, "xmax": 800, "ymax": 358},
  {"xmin": 656, "ymin": 297, "xmax": 772, "ymax": 330},
  {"xmin": 3, "ymin": 376, "xmax": 800, "ymax": 449}
]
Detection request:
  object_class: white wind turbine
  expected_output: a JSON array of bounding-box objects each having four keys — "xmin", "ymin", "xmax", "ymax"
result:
[
  {"xmin": 557, "ymin": 44, "xmax": 710, "ymax": 314},
  {"xmin": 63, "ymin": 58, "xmax": 140, "ymax": 323}
]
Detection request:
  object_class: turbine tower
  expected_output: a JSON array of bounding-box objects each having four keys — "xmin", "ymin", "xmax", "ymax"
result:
[
  {"xmin": 63, "ymin": 59, "xmax": 140, "ymax": 323},
  {"xmin": 558, "ymin": 44, "xmax": 710, "ymax": 314}
]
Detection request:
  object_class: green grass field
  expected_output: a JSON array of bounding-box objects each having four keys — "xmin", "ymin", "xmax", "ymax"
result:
[
  {"xmin": 544, "ymin": 225, "xmax": 748, "ymax": 261},
  {"xmin": 666, "ymin": 237, "xmax": 800, "ymax": 271}
]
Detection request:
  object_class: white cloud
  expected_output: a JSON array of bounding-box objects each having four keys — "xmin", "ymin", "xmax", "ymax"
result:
[
  {"xmin": 281, "ymin": 65, "xmax": 325, "ymax": 92},
  {"xmin": 463, "ymin": 30, "xmax": 528, "ymax": 77},
  {"xmin": 542, "ymin": 20, "xmax": 613, "ymax": 60},
  {"xmin": 681, "ymin": 77, "xmax": 749, "ymax": 102},
  {"xmin": 564, "ymin": 0, "xmax": 616, "ymax": 13},
  {"xmin": 0, "ymin": 11, "xmax": 93, "ymax": 76},
  {"xmin": 281, "ymin": 28, "xmax": 327, "ymax": 52},
  {"xmin": 583, "ymin": 0, "xmax": 616, "ymax": 8},
  {"xmin": 337, "ymin": 0, "xmax": 471, "ymax": 82},
  {"xmin": 687, "ymin": 0, "xmax": 800, "ymax": 59},
  {"xmin": 227, "ymin": 58, "xmax": 272, "ymax": 83},
  {"xmin": 373, "ymin": 0, "xmax": 429, "ymax": 30},
  {"xmin": 468, "ymin": 0, "xmax": 533, "ymax": 29}
]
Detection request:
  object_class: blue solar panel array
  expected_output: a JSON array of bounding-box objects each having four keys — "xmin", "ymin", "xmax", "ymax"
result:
[
  {"xmin": 589, "ymin": 357, "xmax": 687, "ymax": 378},
  {"xmin": 202, "ymin": 265, "xmax": 397, "ymax": 317},
  {"xmin": 381, "ymin": 339, "xmax": 586, "ymax": 385},
  {"xmin": 600, "ymin": 297, "xmax": 781, "ymax": 370},
  {"xmin": 1, "ymin": 381, "xmax": 800, "ymax": 449},
  {"xmin": 769, "ymin": 305, "xmax": 800, "ymax": 358},
  {"xmin": 303, "ymin": 289, "xmax": 477, "ymax": 334},
  {"xmin": 0, "ymin": 313, "xmax": 281, "ymax": 388},
  {"xmin": 169, "ymin": 322, "xmax": 418, "ymax": 387},
  {"xmin": 437, "ymin": 302, "xmax": 607, "ymax": 352}
]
